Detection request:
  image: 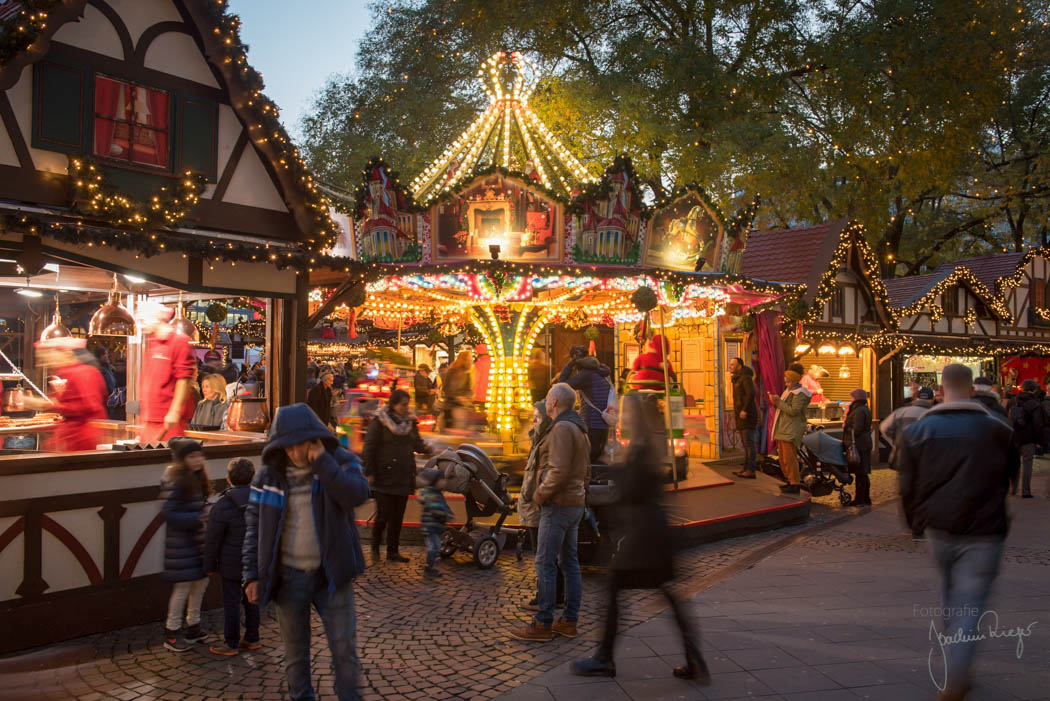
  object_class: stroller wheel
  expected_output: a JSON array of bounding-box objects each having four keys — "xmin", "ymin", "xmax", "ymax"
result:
[
  {"xmin": 839, "ymin": 490, "xmax": 853, "ymax": 506},
  {"xmin": 439, "ymin": 530, "xmax": 457, "ymax": 559},
  {"xmin": 473, "ymin": 536, "xmax": 500, "ymax": 569}
]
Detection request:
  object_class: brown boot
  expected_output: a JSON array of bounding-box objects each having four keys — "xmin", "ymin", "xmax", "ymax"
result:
[
  {"xmin": 509, "ymin": 621, "xmax": 553, "ymax": 642},
  {"xmin": 552, "ymin": 618, "xmax": 578, "ymax": 638}
]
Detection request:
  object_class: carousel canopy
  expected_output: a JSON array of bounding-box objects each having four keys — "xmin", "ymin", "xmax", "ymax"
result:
[{"xmin": 409, "ymin": 51, "xmax": 596, "ymax": 205}]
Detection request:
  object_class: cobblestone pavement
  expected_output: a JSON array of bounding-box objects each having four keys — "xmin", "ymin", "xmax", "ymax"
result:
[{"xmin": 5, "ymin": 462, "xmax": 1044, "ymax": 701}]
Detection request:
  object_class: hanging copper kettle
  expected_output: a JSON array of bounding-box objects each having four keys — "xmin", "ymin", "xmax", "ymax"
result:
[
  {"xmin": 2, "ymin": 385, "xmax": 26, "ymax": 413},
  {"xmin": 226, "ymin": 396, "xmax": 269, "ymax": 433}
]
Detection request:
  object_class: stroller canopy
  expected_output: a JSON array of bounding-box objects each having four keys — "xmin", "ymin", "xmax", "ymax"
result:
[
  {"xmin": 425, "ymin": 444, "xmax": 511, "ymax": 517},
  {"xmin": 802, "ymin": 431, "xmax": 847, "ymax": 467}
]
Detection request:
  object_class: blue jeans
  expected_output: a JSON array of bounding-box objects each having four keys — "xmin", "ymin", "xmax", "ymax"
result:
[
  {"xmin": 740, "ymin": 428, "xmax": 756, "ymax": 471},
  {"xmin": 535, "ymin": 503, "xmax": 583, "ymax": 627},
  {"xmin": 927, "ymin": 531, "xmax": 1005, "ymax": 697},
  {"xmin": 274, "ymin": 567, "xmax": 360, "ymax": 701},
  {"xmin": 425, "ymin": 531, "xmax": 441, "ymax": 567},
  {"xmin": 221, "ymin": 576, "xmax": 260, "ymax": 647}
]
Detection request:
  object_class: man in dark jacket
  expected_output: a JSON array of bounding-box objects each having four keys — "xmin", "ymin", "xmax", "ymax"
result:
[
  {"xmin": 729, "ymin": 357, "xmax": 758, "ymax": 478},
  {"xmin": 1009, "ymin": 378, "xmax": 1045, "ymax": 498},
  {"xmin": 306, "ymin": 371, "xmax": 335, "ymax": 429},
  {"xmin": 244, "ymin": 403, "xmax": 371, "ymax": 701},
  {"xmin": 558, "ymin": 346, "xmax": 613, "ymax": 464},
  {"xmin": 897, "ymin": 364, "xmax": 1015, "ymax": 701},
  {"xmin": 204, "ymin": 458, "xmax": 260, "ymax": 656}
]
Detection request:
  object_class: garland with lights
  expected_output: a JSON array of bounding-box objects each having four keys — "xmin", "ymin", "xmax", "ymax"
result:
[
  {"xmin": 892, "ymin": 266, "xmax": 1010, "ymax": 323},
  {"xmin": 805, "ymin": 221, "xmax": 896, "ymax": 326},
  {"xmin": 0, "ymin": 0, "xmax": 62, "ymax": 65},
  {"xmin": 69, "ymin": 157, "xmax": 206, "ymax": 231}
]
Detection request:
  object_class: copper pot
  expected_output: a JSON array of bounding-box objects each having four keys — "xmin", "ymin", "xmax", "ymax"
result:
[
  {"xmin": 3, "ymin": 386, "xmax": 25, "ymax": 413},
  {"xmin": 226, "ymin": 397, "xmax": 269, "ymax": 433}
]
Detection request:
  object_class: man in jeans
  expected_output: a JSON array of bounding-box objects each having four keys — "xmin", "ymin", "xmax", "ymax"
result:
[
  {"xmin": 244, "ymin": 403, "xmax": 371, "ymax": 700},
  {"xmin": 897, "ymin": 364, "xmax": 1015, "ymax": 701},
  {"xmin": 510, "ymin": 383, "xmax": 590, "ymax": 642},
  {"xmin": 729, "ymin": 357, "xmax": 758, "ymax": 478}
]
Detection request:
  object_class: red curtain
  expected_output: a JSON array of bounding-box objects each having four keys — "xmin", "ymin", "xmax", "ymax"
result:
[
  {"xmin": 756, "ymin": 310, "xmax": 786, "ymax": 454},
  {"xmin": 93, "ymin": 77, "xmax": 125, "ymax": 159},
  {"xmin": 132, "ymin": 88, "xmax": 169, "ymax": 167}
]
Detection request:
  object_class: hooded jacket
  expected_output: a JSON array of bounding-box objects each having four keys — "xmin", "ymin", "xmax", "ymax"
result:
[
  {"xmin": 243, "ymin": 403, "xmax": 370, "ymax": 605},
  {"xmin": 731, "ymin": 366, "xmax": 758, "ymax": 430},
  {"xmin": 204, "ymin": 486, "xmax": 250, "ymax": 580},
  {"xmin": 558, "ymin": 355, "xmax": 613, "ymax": 429},
  {"xmin": 772, "ymin": 384, "xmax": 811, "ymax": 445},
  {"xmin": 362, "ymin": 405, "xmax": 433, "ymax": 495},
  {"xmin": 534, "ymin": 410, "xmax": 590, "ymax": 507},
  {"xmin": 898, "ymin": 400, "xmax": 1015, "ymax": 537},
  {"xmin": 1010, "ymin": 390, "xmax": 1046, "ymax": 446},
  {"xmin": 160, "ymin": 467, "xmax": 208, "ymax": 583}
]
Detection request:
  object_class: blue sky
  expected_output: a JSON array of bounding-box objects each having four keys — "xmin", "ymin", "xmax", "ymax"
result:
[{"xmin": 227, "ymin": 0, "xmax": 372, "ymax": 139}]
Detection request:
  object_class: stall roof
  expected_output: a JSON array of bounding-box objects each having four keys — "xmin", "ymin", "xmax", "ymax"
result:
[
  {"xmin": 739, "ymin": 220, "xmax": 848, "ymax": 299},
  {"xmin": 882, "ymin": 271, "xmax": 952, "ymax": 308},
  {"xmin": 931, "ymin": 253, "xmax": 1027, "ymax": 295}
]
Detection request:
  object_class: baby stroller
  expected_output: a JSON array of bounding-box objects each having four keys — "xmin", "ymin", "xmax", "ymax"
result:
[
  {"xmin": 425, "ymin": 444, "xmax": 516, "ymax": 569},
  {"xmin": 799, "ymin": 428, "xmax": 855, "ymax": 505}
]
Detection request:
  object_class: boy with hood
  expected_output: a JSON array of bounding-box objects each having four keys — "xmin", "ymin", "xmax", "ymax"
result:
[
  {"xmin": 418, "ymin": 468, "xmax": 453, "ymax": 577},
  {"xmin": 769, "ymin": 362, "xmax": 811, "ymax": 494},
  {"xmin": 243, "ymin": 403, "xmax": 371, "ymax": 701}
]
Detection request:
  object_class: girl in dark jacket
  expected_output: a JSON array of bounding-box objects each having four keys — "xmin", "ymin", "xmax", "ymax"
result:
[
  {"xmin": 362, "ymin": 389, "xmax": 436, "ymax": 562},
  {"xmin": 161, "ymin": 438, "xmax": 211, "ymax": 652},
  {"xmin": 843, "ymin": 388, "xmax": 873, "ymax": 506},
  {"xmin": 571, "ymin": 394, "xmax": 711, "ymax": 683}
]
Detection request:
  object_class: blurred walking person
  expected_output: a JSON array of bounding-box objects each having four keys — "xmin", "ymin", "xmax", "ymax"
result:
[
  {"xmin": 571, "ymin": 394, "xmax": 710, "ymax": 682},
  {"xmin": 440, "ymin": 350, "xmax": 474, "ymax": 430},
  {"xmin": 898, "ymin": 364, "xmax": 1015, "ymax": 701}
]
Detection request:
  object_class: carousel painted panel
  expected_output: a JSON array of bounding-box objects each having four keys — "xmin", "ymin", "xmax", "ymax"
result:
[
  {"xmin": 430, "ymin": 174, "xmax": 563, "ymax": 263},
  {"xmin": 644, "ymin": 190, "xmax": 743, "ymax": 273}
]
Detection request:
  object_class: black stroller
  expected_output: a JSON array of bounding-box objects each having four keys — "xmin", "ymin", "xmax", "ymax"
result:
[
  {"xmin": 426, "ymin": 444, "xmax": 516, "ymax": 569},
  {"xmin": 799, "ymin": 428, "xmax": 854, "ymax": 505}
]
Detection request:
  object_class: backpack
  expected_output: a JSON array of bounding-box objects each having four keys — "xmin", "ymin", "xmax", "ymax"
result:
[
  {"xmin": 582, "ymin": 377, "xmax": 619, "ymax": 427},
  {"xmin": 1009, "ymin": 401, "xmax": 1027, "ymax": 432}
]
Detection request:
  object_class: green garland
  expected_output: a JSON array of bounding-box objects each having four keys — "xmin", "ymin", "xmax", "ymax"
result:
[
  {"xmin": 0, "ymin": 0, "xmax": 62, "ymax": 66},
  {"xmin": 69, "ymin": 157, "xmax": 207, "ymax": 231}
]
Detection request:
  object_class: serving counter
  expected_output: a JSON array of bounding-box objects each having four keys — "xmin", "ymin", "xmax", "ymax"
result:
[{"xmin": 0, "ymin": 423, "xmax": 266, "ymax": 653}]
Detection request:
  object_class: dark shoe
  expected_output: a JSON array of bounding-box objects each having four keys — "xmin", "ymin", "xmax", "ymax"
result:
[
  {"xmin": 733, "ymin": 471, "xmax": 757, "ymax": 479},
  {"xmin": 509, "ymin": 621, "xmax": 553, "ymax": 642},
  {"xmin": 424, "ymin": 566, "xmax": 443, "ymax": 577},
  {"xmin": 1022, "ymin": 494, "xmax": 1034, "ymax": 499},
  {"xmin": 780, "ymin": 484, "xmax": 801, "ymax": 495},
  {"xmin": 208, "ymin": 642, "xmax": 239, "ymax": 656},
  {"xmin": 571, "ymin": 656, "xmax": 616, "ymax": 677},
  {"xmin": 183, "ymin": 625, "xmax": 208, "ymax": 643},
  {"xmin": 239, "ymin": 639, "xmax": 261, "ymax": 651},
  {"xmin": 552, "ymin": 618, "xmax": 578, "ymax": 638},
  {"xmin": 163, "ymin": 629, "xmax": 191, "ymax": 653},
  {"xmin": 387, "ymin": 552, "xmax": 410, "ymax": 563},
  {"xmin": 673, "ymin": 642, "xmax": 711, "ymax": 685}
]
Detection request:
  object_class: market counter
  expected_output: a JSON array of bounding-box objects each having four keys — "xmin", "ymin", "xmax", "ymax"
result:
[{"xmin": 0, "ymin": 423, "xmax": 266, "ymax": 653}]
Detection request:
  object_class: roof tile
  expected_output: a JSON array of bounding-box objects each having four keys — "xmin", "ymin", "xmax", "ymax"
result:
[{"xmin": 740, "ymin": 220, "xmax": 849, "ymax": 292}]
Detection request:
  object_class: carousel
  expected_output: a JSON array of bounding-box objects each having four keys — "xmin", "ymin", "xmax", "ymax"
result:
[{"xmin": 312, "ymin": 51, "xmax": 796, "ymax": 456}]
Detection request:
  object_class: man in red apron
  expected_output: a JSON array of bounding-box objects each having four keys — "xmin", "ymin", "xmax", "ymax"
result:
[
  {"xmin": 28, "ymin": 337, "xmax": 107, "ymax": 451},
  {"xmin": 139, "ymin": 302, "xmax": 196, "ymax": 442}
]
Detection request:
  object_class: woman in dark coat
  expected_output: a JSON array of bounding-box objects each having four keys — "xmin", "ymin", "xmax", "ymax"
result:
[
  {"xmin": 161, "ymin": 438, "xmax": 211, "ymax": 652},
  {"xmin": 362, "ymin": 389, "xmax": 435, "ymax": 562},
  {"xmin": 843, "ymin": 388, "xmax": 873, "ymax": 506},
  {"xmin": 571, "ymin": 394, "xmax": 711, "ymax": 683}
]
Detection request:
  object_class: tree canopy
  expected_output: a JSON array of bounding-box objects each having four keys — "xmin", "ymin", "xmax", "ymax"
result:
[{"xmin": 299, "ymin": 0, "xmax": 1050, "ymax": 276}]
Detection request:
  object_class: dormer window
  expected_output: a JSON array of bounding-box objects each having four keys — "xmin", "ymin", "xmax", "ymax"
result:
[
  {"xmin": 830, "ymin": 287, "xmax": 845, "ymax": 318},
  {"xmin": 94, "ymin": 76, "xmax": 170, "ymax": 169},
  {"xmin": 942, "ymin": 285, "xmax": 959, "ymax": 316}
]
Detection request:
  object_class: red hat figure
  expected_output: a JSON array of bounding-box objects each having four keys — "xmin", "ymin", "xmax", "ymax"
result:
[{"xmin": 628, "ymin": 334, "xmax": 676, "ymax": 391}]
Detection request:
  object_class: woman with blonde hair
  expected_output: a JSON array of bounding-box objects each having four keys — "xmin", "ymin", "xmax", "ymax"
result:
[{"xmin": 190, "ymin": 373, "xmax": 229, "ymax": 430}]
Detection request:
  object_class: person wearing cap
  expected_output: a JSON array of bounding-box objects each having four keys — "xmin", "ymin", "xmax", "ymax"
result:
[
  {"xmin": 768, "ymin": 362, "xmax": 811, "ymax": 494},
  {"xmin": 842, "ymin": 388, "xmax": 873, "ymax": 506},
  {"xmin": 880, "ymin": 387, "xmax": 934, "ymax": 469},
  {"xmin": 418, "ymin": 467, "xmax": 453, "ymax": 577},
  {"xmin": 25, "ymin": 337, "xmax": 107, "ymax": 451},
  {"xmin": 139, "ymin": 302, "xmax": 197, "ymax": 443},
  {"xmin": 160, "ymin": 438, "xmax": 211, "ymax": 652}
]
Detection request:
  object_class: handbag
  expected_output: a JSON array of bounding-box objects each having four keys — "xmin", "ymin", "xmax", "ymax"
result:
[{"xmin": 845, "ymin": 427, "xmax": 860, "ymax": 466}]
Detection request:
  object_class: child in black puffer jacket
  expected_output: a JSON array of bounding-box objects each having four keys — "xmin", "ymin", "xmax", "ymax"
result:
[
  {"xmin": 204, "ymin": 457, "xmax": 260, "ymax": 656},
  {"xmin": 162, "ymin": 438, "xmax": 211, "ymax": 653}
]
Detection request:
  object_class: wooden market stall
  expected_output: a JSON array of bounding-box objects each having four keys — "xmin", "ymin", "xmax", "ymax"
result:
[{"xmin": 0, "ymin": 0, "xmax": 341, "ymax": 652}]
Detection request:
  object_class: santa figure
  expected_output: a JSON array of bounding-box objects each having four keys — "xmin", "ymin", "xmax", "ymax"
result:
[
  {"xmin": 801, "ymin": 365, "xmax": 828, "ymax": 405},
  {"xmin": 628, "ymin": 334, "xmax": 677, "ymax": 390}
]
